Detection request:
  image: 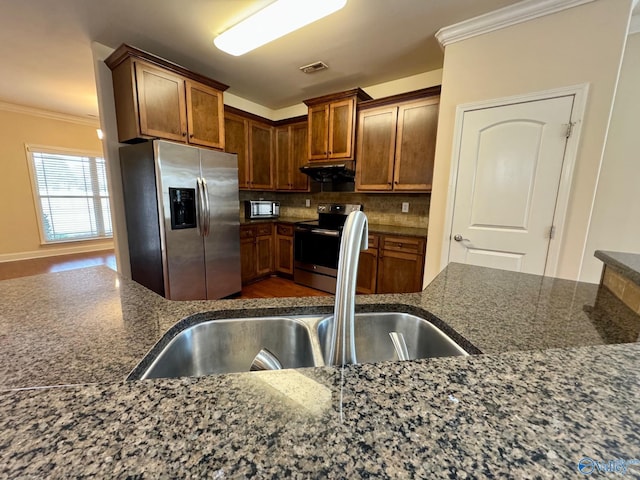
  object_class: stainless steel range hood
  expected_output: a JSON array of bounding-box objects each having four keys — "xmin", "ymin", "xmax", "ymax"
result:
[{"xmin": 299, "ymin": 162, "xmax": 355, "ymax": 183}]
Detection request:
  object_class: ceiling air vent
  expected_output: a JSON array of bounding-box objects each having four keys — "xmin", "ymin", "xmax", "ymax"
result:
[{"xmin": 299, "ymin": 61, "xmax": 328, "ymax": 74}]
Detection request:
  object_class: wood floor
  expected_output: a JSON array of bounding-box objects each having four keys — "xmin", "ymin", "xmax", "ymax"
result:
[
  {"xmin": 239, "ymin": 276, "xmax": 330, "ymax": 299},
  {"xmin": 0, "ymin": 250, "xmax": 117, "ymax": 281},
  {"xmin": 0, "ymin": 250, "xmax": 329, "ymax": 298}
]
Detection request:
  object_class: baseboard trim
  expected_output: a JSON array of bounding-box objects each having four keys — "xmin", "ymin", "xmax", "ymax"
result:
[{"xmin": 0, "ymin": 243, "xmax": 114, "ymax": 263}]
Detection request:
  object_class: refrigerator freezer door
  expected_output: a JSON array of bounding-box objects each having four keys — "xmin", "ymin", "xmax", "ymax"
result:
[
  {"xmin": 156, "ymin": 141, "xmax": 207, "ymax": 300},
  {"xmin": 200, "ymin": 149, "xmax": 242, "ymax": 299}
]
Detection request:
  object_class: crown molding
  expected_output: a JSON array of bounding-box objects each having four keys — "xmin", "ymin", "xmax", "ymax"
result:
[
  {"xmin": 0, "ymin": 101, "xmax": 99, "ymax": 127},
  {"xmin": 435, "ymin": 0, "xmax": 596, "ymax": 47},
  {"xmin": 630, "ymin": 13, "xmax": 640, "ymax": 34}
]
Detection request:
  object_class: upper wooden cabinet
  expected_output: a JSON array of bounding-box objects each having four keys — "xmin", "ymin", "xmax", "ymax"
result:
[
  {"xmin": 224, "ymin": 112, "xmax": 250, "ymax": 188},
  {"xmin": 185, "ymin": 80, "xmax": 224, "ymax": 149},
  {"xmin": 356, "ymin": 89, "xmax": 440, "ymax": 192},
  {"xmin": 275, "ymin": 121, "xmax": 309, "ymax": 191},
  {"xmin": 224, "ymin": 107, "xmax": 274, "ymax": 190},
  {"xmin": 249, "ymin": 121, "xmax": 274, "ymax": 190},
  {"xmin": 106, "ymin": 44, "xmax": 227, "ymax": 149},
  {"xmin": 304, "ymin": 88, "xmax": 372, "ymax": 162}
]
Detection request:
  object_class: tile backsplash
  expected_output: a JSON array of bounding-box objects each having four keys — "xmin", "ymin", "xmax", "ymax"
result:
[{"xmin": 240, "ymin": 190, "xmax": 430, "ymax": 228}]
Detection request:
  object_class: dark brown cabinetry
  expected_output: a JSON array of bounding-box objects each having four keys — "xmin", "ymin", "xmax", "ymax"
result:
[
  {"xmin": 275, "ymin": 223, "xmax": 294, "ymax": 276},
  {"xmin": 356, "ymin": 234, "xmax": 379, "ymax": 294},
  {"xmin": 356, "ymin": 89, "xmax": 439, "ymax": 192},
  {"xmin": 356, "ymin": 233, "xmax": 426, "ymax": 294},
  {"xmin": 377, "ymin": 235, "xmax": 426, "ymax": 293},
  {"xmin": 185, "ymin": 80, "xmax": 225, "ymax": 149},
  {"xmin": 240, "ymin": 223, "xmax": 273, "ymax": 284},
  {"xmin": 106, "ymin": 44, "xmax": 227, "ymax": 149},
  {"xmin": 275, "ymin": 121, "xmax": 309, "ymax": 191},
  {"xmin": 224, "ymin": 112, "xmax": 250, "ymax": 188},
  {"xmin": 304, "ymin": 89, "xmax": 371, "ymax": 162},
  {"xmin": 224, "ymin": 107, "xmax": 273, "ymax": 190},
  {"xmin": 249, "ymin": 121, "xmax": 274, "ymax": 190}
]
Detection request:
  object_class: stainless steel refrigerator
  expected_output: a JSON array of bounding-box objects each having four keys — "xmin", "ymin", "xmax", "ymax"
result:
[{"xmin": 120, "ymin": 140, "xmax": 241, "ymax": 300}]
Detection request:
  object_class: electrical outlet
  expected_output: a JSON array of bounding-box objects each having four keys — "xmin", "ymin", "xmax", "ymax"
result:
[
  {"xmin": 402, "ymin": 202, "xmax": 409, "ymax": 213},
  {"xmin": 305, "ymin": 199, "xmax": 311, "ymax": 207}
]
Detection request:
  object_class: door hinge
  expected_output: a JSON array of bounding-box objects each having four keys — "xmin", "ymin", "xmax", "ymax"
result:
[
  {"xmin": 564, "ymin": 122, "xmax": 576, "ymax": 139},
  {"xmin": 549, "ymin": 225, "xmax": 556, "ymax": 239}
]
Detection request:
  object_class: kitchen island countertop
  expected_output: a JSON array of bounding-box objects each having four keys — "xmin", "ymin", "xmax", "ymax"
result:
[{"xmin": 1, "ymin": 263, "xmax": 639, "ymax": 477}]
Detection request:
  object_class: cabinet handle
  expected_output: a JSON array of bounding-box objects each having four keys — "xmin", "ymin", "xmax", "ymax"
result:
[
  {"xmin": 182, "ymin": 132, "xmax": 187, "ymax": 137},
  {"xmin": 394, "ymin": 181, "xmax": 398, "ymax": 185},
  {"xmin": 189, "ymin": 134, "xmax": 194, "ymax": 138}
]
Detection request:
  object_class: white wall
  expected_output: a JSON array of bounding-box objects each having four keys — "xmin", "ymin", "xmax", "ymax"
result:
[
  {"xmin": 581, "ymin": 32, "xmax": 640, "ymax": 282},
  {"xmin": 228, "ymin": 69, "xmax": 444, "ymax": 121},
  {"xmin": 425, "ymin": 0, "xmax": 634, "ymax": 285},
  {"xmin": 92, "ymin": 42, "xmax": 130, "ymax": 276}
]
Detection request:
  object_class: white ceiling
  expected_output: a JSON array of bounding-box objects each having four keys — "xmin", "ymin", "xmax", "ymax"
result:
[{"xmin": 1, "ymin": 0, "xmax": 550, "ymax": 118}]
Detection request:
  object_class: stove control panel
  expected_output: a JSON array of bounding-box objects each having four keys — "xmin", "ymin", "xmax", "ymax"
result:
[{"xmin": 317, "ymin": 203, "xmax": 363, "ymax": 215}]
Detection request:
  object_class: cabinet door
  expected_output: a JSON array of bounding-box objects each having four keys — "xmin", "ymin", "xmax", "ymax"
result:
[
  {"xmin": 355, "ymin": 106, "xmax": 397, "ymax": 191},
  {"xmin": 377, "ymin": 250, "xmax": 424, "ymax": 294},
  {"xmin": 394, "ymin": 97, "xmax": 439, "ymax": 191},
  {"xmin": 186, "ymin": 80, "xmax": 224, "ymax": 150},
  {"xmin": 290, "ymin": 122, "xmax": 309, "ymax": 191},
  {"xmin": 256, "ymin": 234, "xmax": 273, "ymax": 276},
  {"xmin": 356, "ymin": 234, "xmax": 379, "ymax": 294},
  {"xmin": 275, "ymin": 223, "xmax": 294, "ymax": 274},
  {"xmin": 275, "ymin": 126, "xmax": 291, "ymax": 190},
  {"xmin": 308, "ymin": 104, "xmax": 329, "ymax": 160},
  {"xmin": 135, "ymin": 61, "xmax": 187, "ymax": 142},
  {"xmin": 249, "ymin": 121, "xmax": 274, "ymax": 189},
  {"xmin": 328, "ymin": 98, "xmax": 356, "ymax": 159},
  {"xmin": 225, "ymin": 113, "xmax": 250, "ymax": 189},
  {"xmin": 240, "ymin": 236, "xmax": 256, "ymax": 283}
]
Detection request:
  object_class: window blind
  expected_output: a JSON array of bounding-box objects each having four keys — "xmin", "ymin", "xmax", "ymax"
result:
[{"xmin": 29, "ymin": 150, "xmax": 112, "ymax": 243}]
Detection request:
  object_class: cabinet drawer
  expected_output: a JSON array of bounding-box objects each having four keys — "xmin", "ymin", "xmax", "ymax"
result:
[
  {"xmin": 366, "ymin": 234, "xmax": 379, "ymax": 250},
  {"xmin": 276, "ymin": 223, "xmax": 294, "ymax": 236},
  {"xmin": 381, "ymin": 235, "xmax": 425, "ymax": 255},
  {"xmin": 256, "ymin": 223, "xmax": 273, "ymax": 236},
  {"xmin": 240, "ymin": 226, "xmax": 256, "ymax": 239}
]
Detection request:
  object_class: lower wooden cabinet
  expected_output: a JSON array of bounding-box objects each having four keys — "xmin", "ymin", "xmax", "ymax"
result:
[
  {"xmin": 241, "ymin": 223, "xmax": 425, "ymax": 293},
  {"xmin": 356, "ymin": 234, "xmax": 379, "ymax": 294},
  {"xmin": 240, "ymin": 223, "xmax": 273, "ymax": 284},
  {"xmin": 275, "ymin": 223, "xmax": 294, "ymax": 276},
  {"xmin": 356, "ymin": 233, "xmax": 426, "ymax": 294}
]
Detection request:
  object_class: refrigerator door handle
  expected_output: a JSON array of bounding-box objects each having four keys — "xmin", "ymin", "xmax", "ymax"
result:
[
  {"xmin": 196, "ymin": 177, "xmax": 205, "ymax": 237},
  {"xmin": 202, "ymin": 177, "xmax": 211, "ymax": 237}
]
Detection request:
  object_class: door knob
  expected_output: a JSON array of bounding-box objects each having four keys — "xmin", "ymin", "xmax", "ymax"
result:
[{"xmin": 453, "ymin": 234, "xmax": 469, "ymax": 242}]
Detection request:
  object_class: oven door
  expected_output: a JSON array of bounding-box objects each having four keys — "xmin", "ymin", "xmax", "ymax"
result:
[{"xmin": 294, "ymin": 227, "xmax": 341, "ymax": 276}]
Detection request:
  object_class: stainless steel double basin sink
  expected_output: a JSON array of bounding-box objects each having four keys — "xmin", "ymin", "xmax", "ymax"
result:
[{"xmin": 134, "ymin": 312, "xmax": 470, "ymax": 380}]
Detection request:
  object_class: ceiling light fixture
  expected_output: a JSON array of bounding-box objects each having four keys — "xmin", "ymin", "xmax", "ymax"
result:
[{"xmin": 214, "ymin": 0, "xmax": 347, "ymax": 56}]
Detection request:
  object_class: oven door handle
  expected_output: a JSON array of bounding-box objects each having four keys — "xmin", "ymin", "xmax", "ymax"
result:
[{"xmin": 309, "ymin": 228, "xmax": 340, "ymax": 237}]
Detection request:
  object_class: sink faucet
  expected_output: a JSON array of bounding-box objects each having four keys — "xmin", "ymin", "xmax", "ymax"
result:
[{"xmin": 327, "ymin": 210, "xmax": 368, "ymax": 365}]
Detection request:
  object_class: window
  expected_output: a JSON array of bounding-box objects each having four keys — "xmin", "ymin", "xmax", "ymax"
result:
[{"xmin": 27, "ymin": 146, "xmax": 112, "ymax": 243}]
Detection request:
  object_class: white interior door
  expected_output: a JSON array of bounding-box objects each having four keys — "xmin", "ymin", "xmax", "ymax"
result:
[{"xmin": 449, "ymin": 95, "xmax": 574, "ymax": 275}]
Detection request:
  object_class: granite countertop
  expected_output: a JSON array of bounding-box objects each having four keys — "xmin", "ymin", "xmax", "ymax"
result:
[
  {"xmin": 240, "ymin": 216, "xmax": 313, "ymax": 225},
  {"xmin": 1, "ymin": 264, "xmax": 639, "ymax": 477},
  {"xmin": 595, "ymin": 250, "xmax": 640, "ymax": 285},
  {"xmin": 240, "ymin": 216, "xmax": 428, "ymax": 237}
]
